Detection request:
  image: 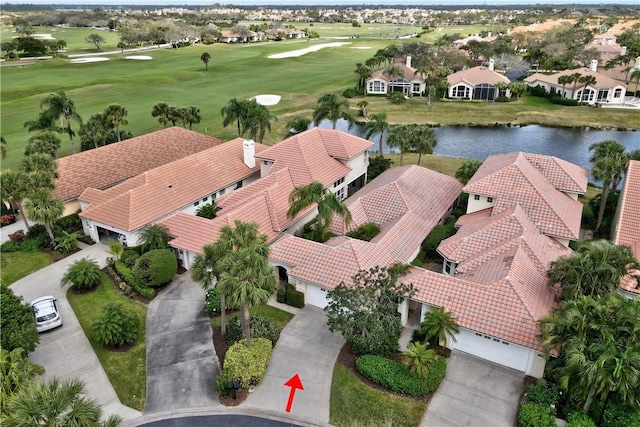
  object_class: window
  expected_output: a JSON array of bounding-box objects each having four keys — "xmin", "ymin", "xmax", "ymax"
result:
[
  {"xmin": 451, "ymin": 84, "xmax": 470, "ymax": 98},
  {"xmin": 368, "ymin": 80, "xmax": 385, "ymax": 93},
  {"xmin": 235, "ymin": 181, "xmax": 243, "ymax": 190},
  {"xmin": 614, "ymin": 88, "xmax": 622, "ymax": 98},
  {"xmin": 597, "ymin": 89, "xmax": 609, "ymax": 102},
  {"xmin": 364, "ymin": 151, "xmax": 369, "ymax": 165},
  {"xmin": 203, "ymin": 197, "xmax": 208, "ymax": 202},
  {"xmin": 337, "ymin": 187, "xmax": 346, "ymax": 200},
  {"xmin": 262, "ymin": 160, "xmax": 269, "ymax": 165},
  {"xmin": 444, "ymin": 260, "xmax": 457, "ymax": 275},
  {"xmin": 212, "ymin": 193, "xmax": 217, "ymax": 200},
  {"xmin": 194, "ymin": 201, "xmax": 200, "ymax": 207},
  {"xmin": 412, "ymin": 82, "xmax": 421, "ymax": 93},
  {"xmin": 220, "ymin": 188, "xmax": 226, "ymax": 195},
  {"xmin": 333, "ymin": 177, "xmax": 345, "ymax": 188},
  {"xmin": 474, "ymin": 194, "xmax": 480, "ymax": 201},
  {"xmin": 487, "ymin": 197, "xmax": 493, "ymax": 203}
]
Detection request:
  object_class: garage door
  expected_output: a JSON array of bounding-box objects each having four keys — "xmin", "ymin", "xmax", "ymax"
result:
[
  {"xmin": 451, "ymin": 328, "xmax": 532, "ymax": 373},
  {"xmin": 305, "ymin": 285, "xmax": 329, "ymax": 309}
]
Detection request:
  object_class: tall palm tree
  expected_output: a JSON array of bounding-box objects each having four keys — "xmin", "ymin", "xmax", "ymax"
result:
[
  {"xmin": 178, "ymin": 106, "xmax": 201, "ymax": 130},
  {"xmin": 364, "ymin": 112, "xmax": 389, "ymax": 154},
  {"xmin": 631, "ymin": 69, "xmax": 640, "ymax": 95},
  {"xmin": 221, "ymin": 98, "xmax": 250, "ymax": 137},
  {"xmin": 217, "ymin": 247, "xmax": 276, "ymax": 347},
  {"xmin": 401, "ymin": 341, "xmax": 436, "ymax": 378},
  {"xmin": 569, "ymin": 72, "xmax": 583, "ymax": 99},
  {"xmin": 4, "ymin": 377, "xmax": 122, "ymax": 427},
  {"xmin": 79, "ymin": 113, "xmax": 111, "ymax": 149},
  {"xmin": 558, "ymin": 75, "xmax": 571, "ymax": 97},
  {"xmin": 103, "ymin": 104, "xmax": 128, "ymax": 142},
  {"xmin": 0, "ymin": 170, "xmax": 31, "ymax": 229},
  {"xmin": 357, "ymin": 100, "xmax": 368, "ymax": 117},
  {"xmin": 354, "ymin": 63, "xmax": 372, "ymax": 92},
  {"xmin": 23, "ymin": 189, "xmax": 63, "ymax": 246},
  {"xmin": 589, "ymin": 140, "xmax": 627, "ymax": 231},
  {"xmin": 312, "ymin": 93, "xmax": 352, "ymax": 129},
  {"xmin": 200, "ymin": 52, "xmax": 211, "ymax": 70},
  {"xmin": 40, "ymin": 91, "xmax": 82, "ymax": 154},
  {"xmin": 20, "ymin": 153, "xmax": 58, "ymax": 183},
  {"xmin": 386, "ymin": 124, "xmax": 413, "ymax": 166},
  {"xmin": 412, "ymin": 125, "xmax": 438, "ymax": 166},
  {"xmin": 287, "ymin": 181, "xmax": 352, "ymax": 242},
  {"xmin": 418, "ymin": 306, "xmax": 460, "ymax": 348},
  {"xmin": 244, "ymin": 101, "xmax": 276, "ymax": 142},
  {"xmin": 138, "ymin": 224, "xmax": 171, "ymax": 252},
  {"xmin": 151, "ymin": 102, "xmax": 171, "ymax": 128}
]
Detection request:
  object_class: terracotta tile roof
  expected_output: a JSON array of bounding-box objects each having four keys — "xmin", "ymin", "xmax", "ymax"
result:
[
  {"xmin": 271, "ymin": 165, "xmax": 462, "ymax": 290},
  {"xmin": 369, "ymin": 62, "xmax": 424, "ymax": 83},
  {"xmin": 53, "ymin": 127, "xmax": 223, "ymax": 202},
  {"xmin": 255, "ymin": 127, "xmax": 372, "ymax": 187},
  {"xmin": 524, "ymin": 68, "xmax": 626, "ymax": 90},
  {"xmin": 79, "ymin": 139, "xmax": 267, "ymax": 232},
  {"xmin": 464, "ymin": 152, "xmax": 586, "ymax": 240},
  {"xmin": 620, "ymin": 269, "xmax": 640, "ymax": 295},
  {"xmin": 613, "ymin": 160, "xmax": 640, "ymax": 259},
  {"xmin": 522, "ymin": 153, "xmax": 588, "ymax": 194},
  {"xmin": 447, "ymin": 66, "xmax": 510, "ymax": 87}
]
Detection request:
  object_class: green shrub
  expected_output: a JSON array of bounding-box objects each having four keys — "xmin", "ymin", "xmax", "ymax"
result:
[
  {"xmin": 54, "ymin": 230, "xmax": 82, "ymax": 253},
  {"xmin": 133, "ymin": 249, "xmax": 177, "ymax": 287},
  {"xmin": 285, "ymin": 283, "xmax": 305, "ymax": 308},
  {"xmin": 367, "ymin": 155, "xmax": 393, "ymax": 182},
  {"xmin": 566, "ymin": 411, "xmax": 596, "ymax": 427},
  {"xmin": 601, "ymin": 407, "xmax": 640, "ymax": 427},
  {"xmin": 421, "ymin": 223, "xmax": 456, "ymax": 258},
  {"xmin": 225, "ymin": 315, "xmax": 280, "ymax": 345},
  {"xmin": 355, "ymin": 354, "xmax": 444, "ymax": 397},
  {"xmin": 342, "ymin": 87, "xmax": 358, "ymax": 98},
  {"xmin": 25, "ymin": 224, "xmax": 49, "ymax": 249},
  {"xmin": 121, "ymin": 250, "xmax": 140, "ymax": 268},
  {"xmin": 518, "ymin": 403, "xmax": 556, "ymax": 427},
  {"xmin": 388, "ymin": 92, "xmax": 406, "ymax": 104},
  {"xmin": 346, "ymin": 222, "xmax": 380, "ymax": 241},
  {"xmin": 495, "ymin": 95, "xmax": 509, "ymax": 102},
  {"xmin": 56, "ymin": 212, "xmax": 82, "ymax": 233},
  {"xmin": 60, "ymin": 258, "xmax": 102, "ymax": 290},
  {"xmin": 529, "ymin": 85, "xmax": 547, "ymax": 97},
  {"xmin": 221, "ymin": 338, "xmax": 273, "ymax": 388},
  {"xmin": 205, "ymin": 287, "xmax": 222, "ymax": 315},
  {"xmin": 523, "ymin": 380, "xmax": 559, "ymax": 407},
  {"xmin": 276, "ymin": 289, "xmax": 286, "ymax": 303},
  {"xmin": 215, "ymin": 369, "xmax": 234, "ymax": 396},
  {"xmin": 92, "ymin": 302, "xmax": 139, "ymax": 348},
  {"xmin": 115, "ymin": 261, "xmax": 155, "ymax": 299},
  {"xmin": 0, "ymin": 241, "xmax": 21, "ymax": 252},
  {"xmin": 550, "ymin": 96, "xmax": 580, "ymax": 106}
]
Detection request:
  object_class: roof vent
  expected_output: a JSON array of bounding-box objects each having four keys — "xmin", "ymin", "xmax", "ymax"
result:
[{"xmin": 243, "ymin": 139, "xmax": 256, "ymax": 168}]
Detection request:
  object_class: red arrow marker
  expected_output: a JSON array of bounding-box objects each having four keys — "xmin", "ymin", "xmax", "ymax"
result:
[{"xmin": 284, "ymin": 374, "xmax": 304, "ymax": 412}]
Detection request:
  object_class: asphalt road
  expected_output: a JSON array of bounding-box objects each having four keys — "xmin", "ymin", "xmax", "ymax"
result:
[{"xmin": 139, "ymin": 415, "xmax": 303, "ymax": 427}]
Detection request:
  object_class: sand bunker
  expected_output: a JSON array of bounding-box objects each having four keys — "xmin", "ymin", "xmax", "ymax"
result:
[
  {"xmin": 125, "ymin": 55, "xmax": 152, "ymax": 60},
  {"xmin": 350, "ymin": 46, "xmax": 373, "ymax": 49},
  {"xmin": 252, "ymin": 94, "xmax": 281, "ymax": 106},
  {"xmin": 268, "ymin": 42, "xmax": 351, "ymax": 59},
  {"xmin": 70, "ymin": 57, "xmax": 110, "ymax": 63},
  {"xmin": 34, "ymin": 33, "xmax": 55, "ymax": 40}
]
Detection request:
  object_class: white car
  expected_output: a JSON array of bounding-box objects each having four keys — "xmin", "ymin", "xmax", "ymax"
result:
[{"xmin": 31, "ymin": 296, "xmax": 63, "ymax": 333}]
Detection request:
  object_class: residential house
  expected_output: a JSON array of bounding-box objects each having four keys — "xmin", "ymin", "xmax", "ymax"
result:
[
  {"xmin": 218, "ymin": 30, "xmax": 260, "ymax": 43},
  {"xmin": 264, "ymin": 28, "xmax": 306, "ymax": 39},
  {"xmin": 524, "ymin": 62, "xmax": 628, "ymax": 105},
  {"xmin": 612, "ymin": 159, "xmax": 640, "ymax": 298},
  {"xmin": 53, "ymin": 127, "xmax": 222, "ymax": 216},
  {"xmin": 446, "ymin": 60, "xmax": 511, "ymax": 101},
  {"xmin": 161, "ymin": 127, "xmax": 373, "ymax": 269},
  {"xmin": 79, "ymin": 138, "xmax": 266, "ymax": 247},
  {"xmin": 365, "ymin": 56, "xmax": 426, "ymax": 97}
]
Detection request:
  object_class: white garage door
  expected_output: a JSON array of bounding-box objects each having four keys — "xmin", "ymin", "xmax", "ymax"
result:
[
  {"xmin": 305, "ymin": 285, "xmax": 329, "ymax": 309},
  {"xmin": 452, "ymin": 328, "xmax": 532, "ymax": 373}
]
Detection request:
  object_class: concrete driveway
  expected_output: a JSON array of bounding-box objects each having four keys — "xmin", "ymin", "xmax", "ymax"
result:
[
  {"xmin": 245, "ymin": 306, "xmax": 344, "ymax": 424},
  {"xmin": 10, "ymin": 243, "xmax": 141, "ymax": 421},
  {"xmin": 144, "ymin": 274, "xmax": 219, "ymax": 413},
  {"xmin": 421, "ymin": 351, "xmax": 524, "ymax": 427}
]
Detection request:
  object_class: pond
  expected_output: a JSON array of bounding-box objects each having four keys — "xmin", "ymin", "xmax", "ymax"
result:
[{"xmin": 317, "ymin": 120, "xmax": 640, "ymax": 174}]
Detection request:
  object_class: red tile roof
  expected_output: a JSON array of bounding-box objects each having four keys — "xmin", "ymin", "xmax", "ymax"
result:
[
  {"xmin": 79, "ymin": 139, "xmax": 267, "ymax": 232},
  {"xmin": 613, "ymin": 160, "xmax": 640, "ymax": 258},
  {"xmin": 255, "ymin": 127, "xmax": 372, "ymax": 187},
  {"xmin": 525, "ymin": 68, "xmax": 626, "ymax": 90},
  {"xmin": 464, "ymin": 152, "xmax": 587, "ymax": 240},
  {"xmin": 447, "ymin": 66, "xmax": 511, "ymax": 87},
  {"xmin": 369, "ymin": 62, "xmax": 424, "ymax": 83},
  {"xmin": 53, "ymin": 127, "xmax": 223, "ymax": 202}
]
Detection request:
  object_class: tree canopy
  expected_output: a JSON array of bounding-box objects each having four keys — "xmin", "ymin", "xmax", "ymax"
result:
[{"xmin": 0, "ymin": 285, "xmax": 39, "ymax": 355}]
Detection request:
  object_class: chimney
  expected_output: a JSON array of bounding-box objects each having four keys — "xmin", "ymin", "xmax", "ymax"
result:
[
  {"xmin": 406, "ymin": 55, "xmax": 412, "ymax": 68},
  {"xmin": 488, "ymin": 58, "xmax": 495, "ymax": 71},
  {"xmin": 590, "ymin": 60, "xmax": 598, "ymax": 72},
  {"xmin": 621, "ymin": 46, "xmax": 627, "ymax": 56},
  {"xmin": 243, "ymin": 139, "xmax": 256, "ymax": 168},
  {"xmin": 487, "ymin": 31, "xmax": 492, "ymax": 38}
]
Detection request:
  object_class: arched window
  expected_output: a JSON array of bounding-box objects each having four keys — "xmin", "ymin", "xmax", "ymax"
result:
[
  {"xmin": 368, "ymin": 80, "xmax": 386, "ymax": 94},
  {"xmin": 451, "ymin": 84, "xmax": 470, "ymax": 98},
  {"xmin": 613, "ymin": 88, "xmax": 623, "ymax": 98}
]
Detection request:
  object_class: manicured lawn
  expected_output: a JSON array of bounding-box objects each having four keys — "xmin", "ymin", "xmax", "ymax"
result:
[
  {"xmin": 330, "ymin": 363, "xmax": 425, "ymax": 427},
  {"xmin": 210, "ymin": 303, "xmax": 294, "ymax": 330},
  {"xmin": 67, "ymin": 274, "xmax": 147, "ymax": 411},
  {"xmin": 384, "ymin": 154, "xmax": 468, "ymax": 178},
  {"xmin": 1, "ymin": 251, "xmax": 52, "ymax": 285},
  {"xmin": 580, "ymin": 184, "xmax": 602, "ymax": 204},
  {"xmin": 0, "ymin": 25, "xmax": 121, "ymax": 55}
]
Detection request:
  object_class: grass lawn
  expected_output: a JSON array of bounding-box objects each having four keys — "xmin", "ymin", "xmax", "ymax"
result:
[
  {"xmin": 1, "ymin": 251, "xmax": 52, "ymax": 285},
  {"xmin": 0, "ymin": 25, "xmax": 121, "ymax": 55},
  {"xmin": 210, "ymin": 304, "xmax": 294, "ymax": 330},
  {"xmin": 67, "ymin": 274, "xmax": 147, "ymax": 411},
  {"xmin": 384, "ymin": 154, "xmax": 468, "ymax": 178},
  {"xmin": 330, "ymin": 363, "xmax": 425, "ymax": 427}
]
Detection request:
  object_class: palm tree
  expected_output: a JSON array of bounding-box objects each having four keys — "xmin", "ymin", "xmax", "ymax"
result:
[
  {"xmin": 151, "ymin": 102, "xmax": 171, "ymax": 128},
  {"xmin": 578, "ymin": 75, "xmax": 597, "ymax": 101},
  {"xmin": 24, "ymin": 131, "xmax": 61, "ymax": 158},
  {"xmin": 0, "ymin": 170, "xmax": 31, "ymax": 229},
  {"xmin": 558, "ymin": 75, "xmax": 571, "ymax": 97},
  {"xmin": 106, "ymin": 238, "xmax": 125, "ymax": 260},
  {"xmin": 217, "ymin": 247, "xmax": 276, "ymax": 347},
  {"xmin": 354, "ymin": 63, "xmax": 372, "ymax": 92},
  {"xmin": 287, "ymin": 181, "xmax": 352, "ymax": 242},
  {"xmin": 312, "ymin": 93, "xmax": 352, "ymax": 129},
  {"xmin": 631, "ymin": 69, "xmax": 640, "ymax": 95},
  {"xmin": 411, "ymin": 125, "xmax": 438, "ymax": 166},
  {"xmin": 455, "ymin": 159, "xmax": 482, "ymax": 184},
  {"xmin": 386, "ymin": 124, "xmax": 413, "ymax": 166},
  {"xmin": 0, "ymin": 348, "xmax": 41, "ymax": 414},
  {"xmin": 418, "ymin": 307, "xmax": 460, "ymax": 348},
  {"xmin": 401, "ymin": 342, "xmax": 436, "ymax": 378},
  {"xmin": 357, "ymin": 100, "xmax": 368, "ymax": 117},
  {"xmin": 79, "ymin": 113, "xmax": 111, "ymax": 149},
  {"xmin": 244, "ymin": 101, "xmax": 276, "ymax": 143},
  {"xmin": 589, "ymin": 140, "xmax": 627, "ymax": 231},
  {"xmin": 138, "ymin": 224, "xmax": 171, "ymax": 252},
  {"xmin": 200, "ymin": 52, "xmax": 211, "ymax": 70},
  {"xmin": 364, "ymin": 112, "xmax": 389, "ymax": 154},
  {"xmin": 40, "ymin": 91, "xmax": 82, "ymax": 154},
  {"xmin": 23, "ymin": 189, "xmax": 63, "ymax": 246},
  {"xmin": 178, "ymin": 106, "xmax": 201, "ymax": 130},
  {"xmin": 23, "ymin": 110, "xmax": 60, "ymax": 134},
  {"xmin": 569, "ymin": 72, "xmax": 583, "ymax": 99},
  {"xmin": 286, "ymin": 116, "xmax": 311, "ymax": 136},
  {"xmin": 61, "ymin": 258, "xmax": 103, "ymax": 290},
  {"xmin": 103, "ymin": 104, "xmax": 128, "ymax": 142},
  {"xmin": 4, "ymin": 377, "xmax": 122, "ymax": 427},
  {"xmin": 221, "ymin": 98, "xmax": 250, "ymax": 137}
]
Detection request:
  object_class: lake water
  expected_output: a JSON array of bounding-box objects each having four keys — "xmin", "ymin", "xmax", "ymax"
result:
[{"xmin": 317, "ymin": 120, "xmax": 640, "ymax": 174}]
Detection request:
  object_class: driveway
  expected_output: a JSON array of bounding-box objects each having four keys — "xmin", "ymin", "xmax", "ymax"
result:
[
  {"xmin": 245, "ymin": 306, "xmax": 344, "ymax": 424},
  {"xmin": 144, "ymin": 274, "xmax": 219, "ymax": 413},
  {"xmin": 421, "ymin": 351, "xmax": 524, "ymax": 427},
  {"xmin": 10, "ymin": 243, "xmax": 141, "ymax": 421}
]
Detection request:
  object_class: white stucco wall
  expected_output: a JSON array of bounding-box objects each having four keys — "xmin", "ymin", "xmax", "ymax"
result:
[
  {"xmin": 342, "ymin": 151, "xmax": 369, "ymax": 187},
  {"xmin": 178, "ymin": 173, "xmax": 260, "ymax": 216},
  {"xmin": 466, "ymin": 193, "xmax": 495, "ymax": 214}
]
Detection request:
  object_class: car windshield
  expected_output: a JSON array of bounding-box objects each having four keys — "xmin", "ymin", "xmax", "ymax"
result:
[{"xmin": 36, "ymin": 312, "xmax": 57, "ymax": 322}]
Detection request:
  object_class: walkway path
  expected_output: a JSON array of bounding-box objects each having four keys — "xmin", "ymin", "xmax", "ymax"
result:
[
  {"xmin": 144, "ymin": 274, "xmax": 219, "ymax": 413},
  {"xmin": 245, "ymin": 306, "xmax": 344, "ymax": 424},
  {"xmin": 10, "ymin": 242, "xmax": 141, "ymax": 421}
]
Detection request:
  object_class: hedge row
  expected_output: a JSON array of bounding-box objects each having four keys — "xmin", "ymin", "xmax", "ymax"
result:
[
  {"xmin": 225, "ymin": 315, "xmax": 280, "ymax": 346},
  {"xmin": 217, "ymin": 338, "xmax": 273, "ymax": 389},
  {"xmin": 115, "ymin": 261, "xmax": 155, "ymax": 299},
  {"xmin": 355, "ymin": 354, "xmax": 446, "ymax": 397},
  {"xmin": 285, "ymin": 284, "xmax": 305, "ymax": 308},
  {"xmin": 518, "ymin": 403, "xmax": 556, "ymax": 427}
]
